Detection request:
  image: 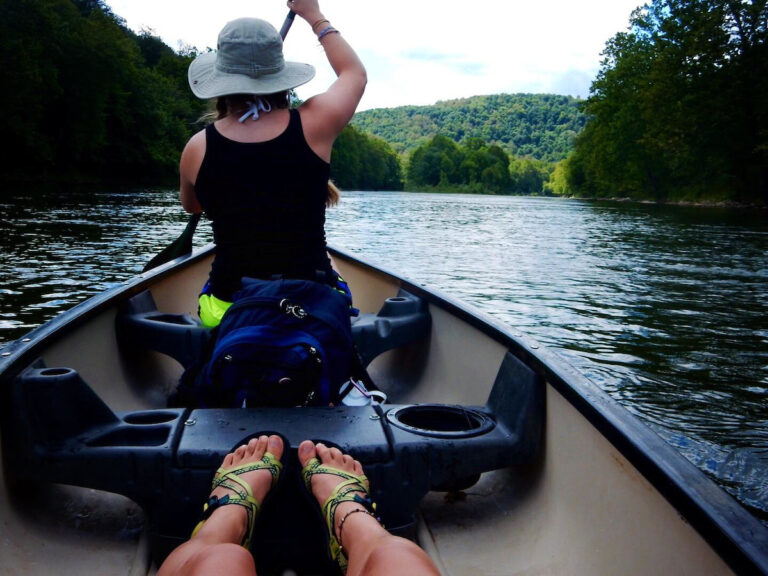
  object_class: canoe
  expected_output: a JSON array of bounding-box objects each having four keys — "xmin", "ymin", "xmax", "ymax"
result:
[{"xmin": 0, "ymin": 245, "xmax": 766, "ymax": 576}]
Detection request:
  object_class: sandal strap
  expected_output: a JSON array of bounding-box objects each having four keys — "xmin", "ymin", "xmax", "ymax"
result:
[
  {"xmin": 193, "ymin": 451, "xmax": 283, "ymax": 548},
  {"xmin": 302, "ymin": 457, "xmax": 375, "ymax": 573},
  {"xmin": 301, "ymin": 457, "xmax": 369, "ymax": 493},
  {"xmin": 213, "ymin": 451, "xmax": 283, "ymax": 491},
  {"xmin": 322, "ymin": 478, "xmax": 370, "ymax": 537},
  {"xmin": 190, "ymin": 493, "xmax": 260, "ymax": 547}
]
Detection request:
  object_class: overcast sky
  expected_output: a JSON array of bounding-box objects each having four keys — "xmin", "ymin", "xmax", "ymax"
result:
[{"xmin": 105, "ymin": 0, "xmax": 641, "ymax": 111}]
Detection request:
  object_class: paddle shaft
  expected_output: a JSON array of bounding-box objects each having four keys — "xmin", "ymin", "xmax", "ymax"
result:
[
  {"xmin": 280, "ymin": 11, "xmax": 296, "ymax": 39},
  {"xmin": 144, "ymin": 10, "xmax": 298, "ymax": 271}
]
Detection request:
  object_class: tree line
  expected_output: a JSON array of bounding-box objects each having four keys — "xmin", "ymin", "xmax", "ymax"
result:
[
  {"xmin": 562, "ymin": 0, "xmax": 767, "ymax": 204},
  {"xmin": 0, "ymin": 0, "xmax": 403, "ymax": 191},
  {"xmin": 0, "ymin": 0, "xmax": 207, "ymax": 182},
  {"xmin": 402, "ymin": 134, "xmax": 553, "ymax": 195},
  {"xmin": 9, "ymin": 0, "xmax": 760, "ymax": 203}
]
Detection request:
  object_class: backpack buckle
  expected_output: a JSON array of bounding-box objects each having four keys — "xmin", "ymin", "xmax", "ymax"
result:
[{"xmin": 279, "ymin": 298, "xmax": 308, "ymax": 319}]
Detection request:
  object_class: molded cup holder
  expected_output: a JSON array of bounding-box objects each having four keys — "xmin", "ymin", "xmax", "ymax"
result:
[
  {"xmin": 39, "ymin": 367, "xmax": 75, "ymax": 377},
  {"xmin": 386, "ymin": 404, "xmax": 494, "ymax": 438},
  {"xmin": 378, "ymin": 295, "xmax": 422, "ymax": 317},
  {"xmin": 123, "ymin": 411, "xmax": 179, "ymax": 425},
  {"xmin": 87, "ymin": 425, "xmax": 171, "ymax": 447}
]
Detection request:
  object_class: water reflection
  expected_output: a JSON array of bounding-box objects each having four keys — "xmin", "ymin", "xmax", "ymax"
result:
[
  {"xmin": 0, "ymin": 185, "xmax": 213, "ymax": 337},
  {"xmin": 326, "ymin": 192, "xmax": 768, "ymax": 523},
  {"xmin": 0, "ymin": 186, "xmax": 767, "ymax": 524}
]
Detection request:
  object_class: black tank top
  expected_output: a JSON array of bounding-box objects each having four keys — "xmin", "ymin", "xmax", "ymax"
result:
[{"xmin": 195, "ymin": 109, "xmax": 332, "ymax": 300}]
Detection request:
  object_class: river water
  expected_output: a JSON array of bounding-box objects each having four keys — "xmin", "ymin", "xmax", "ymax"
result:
[{"xmin": 1, "ymin": 185, "xmax": 767, "ymax": 526}]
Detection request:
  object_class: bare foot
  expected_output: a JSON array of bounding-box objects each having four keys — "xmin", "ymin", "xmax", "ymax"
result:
[
  {"xmin": 298, "ymin": 440, "xmax": 369, "ymax": 541},
  {"xmin": 199, "ymin": 435, "xmax": 283, "ymax": 543}
]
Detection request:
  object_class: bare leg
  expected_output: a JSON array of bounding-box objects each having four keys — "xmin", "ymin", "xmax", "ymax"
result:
[
  {"xmin": 298, "ymin": 441, "xmax": 440, "ymax": 576},
  {"xmin": 158, "ymin": 435, "xmax": 284, "ymax": 576}
]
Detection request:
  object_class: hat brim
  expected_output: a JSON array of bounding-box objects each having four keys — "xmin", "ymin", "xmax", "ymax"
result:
[{"xmin": 188, "ymin": 51, "xmax": 315, "ymax": 99}]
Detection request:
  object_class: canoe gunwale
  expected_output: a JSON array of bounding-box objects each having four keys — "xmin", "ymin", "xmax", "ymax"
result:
[
  {"xmin": 0, "ymin": 245, "xmax": 766, "ymax": 575},
  {"xmin": 0, "ymin": 249, "xmax": 213, "ymax": 381}
]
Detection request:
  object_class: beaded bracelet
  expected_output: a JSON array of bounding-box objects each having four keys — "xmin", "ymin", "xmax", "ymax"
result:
[
  {"xmin": 337, "ymin": 508, "xmax": 379, "ymax": 550},
  {"xmin": 317, "ymin": 26, "xmax": 340, "ymax": 41},
  {"xmin": 311, "ymin": 18, "xmax": 330, "ymax": 32}
]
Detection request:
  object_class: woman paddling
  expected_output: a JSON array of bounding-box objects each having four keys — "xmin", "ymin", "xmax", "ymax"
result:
[{"xmin": 179, "ymin": 0, "xmax": 366, "ymax": 328}]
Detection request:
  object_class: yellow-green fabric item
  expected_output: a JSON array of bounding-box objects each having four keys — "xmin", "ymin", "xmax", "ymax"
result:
[{"xmin": 199, "ymin": 293, "xmax": 233, "ymax": 328}]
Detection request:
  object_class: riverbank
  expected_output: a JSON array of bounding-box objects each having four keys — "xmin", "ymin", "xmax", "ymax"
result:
[
  {"xmin": 403, "ymin": 183, "xmax": 556, "ymax": 197},
  {"xmin": 570, "ymin": 195, "xmax": 768, "ymax": 210},
  {"xmin": 397, "ymin": 186, "xmax": 768, "ymax": 209}
]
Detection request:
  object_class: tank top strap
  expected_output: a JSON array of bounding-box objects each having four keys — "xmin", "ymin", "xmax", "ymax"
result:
[
  {"xmin": 284, "ymin": 108, "xmax": 304, "ymax": 144},
  {"xmin": 203, "ymin": 122, "xmax": 225, "ymax": 156},
  {"xmin": 284, "ymin": 108, "xmax": 327, "ymax": 164}
]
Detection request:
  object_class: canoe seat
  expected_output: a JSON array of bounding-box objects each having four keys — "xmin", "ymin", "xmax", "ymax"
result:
[{"xmin": 115, "ymin": 288, "xmax": 432, "ymax": 369}]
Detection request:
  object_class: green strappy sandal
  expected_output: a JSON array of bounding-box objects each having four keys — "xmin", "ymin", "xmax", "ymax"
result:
[
  {"xmin": 302, "ymin": 456, "xmax": 381, "ymax": 573},
  {"xmin": 192, "ymin": 451, "xmax": 283, "ymax": 548}
]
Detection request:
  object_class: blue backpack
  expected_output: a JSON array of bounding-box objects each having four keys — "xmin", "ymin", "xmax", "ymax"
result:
[{"xmin": 179, "ymin": 278, "xmax": 355, "ymax": 408}]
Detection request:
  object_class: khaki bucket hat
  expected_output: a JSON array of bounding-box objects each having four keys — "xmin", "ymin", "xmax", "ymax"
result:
[{"xmin": 188, "ymin": 18, "xmax": 315, "ymax": 99}]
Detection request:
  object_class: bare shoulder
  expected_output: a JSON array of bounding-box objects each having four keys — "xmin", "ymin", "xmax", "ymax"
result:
[
  {"xmin": 181, "ymin": 129, "xmax": 206, "ymax": 177},
  {"xmin": 183, "ymin": 129, "xmax": 206, "ymax": 158},
  {"xmin": 297, "ymin": 97, "xmax": 337, "ymax": 163}
]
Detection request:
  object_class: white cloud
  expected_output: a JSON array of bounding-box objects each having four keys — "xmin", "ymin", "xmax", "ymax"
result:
[{"xmin": 105, "ymin": 0, "xmax": 639, "ymax": 110}]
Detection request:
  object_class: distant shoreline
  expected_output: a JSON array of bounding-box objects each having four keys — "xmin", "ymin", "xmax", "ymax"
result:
[{"xmin": 574, "ymin": 195, "xmax": 768, "ymax": 210}]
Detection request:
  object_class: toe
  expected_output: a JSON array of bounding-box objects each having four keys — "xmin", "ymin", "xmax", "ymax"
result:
[
  {"xmin": 252, "ymin": 435, "xmax": 268, "ymax": 458},
  {"xmin": 329, "ymin": 446, "xmax": 343, "ymax": 463},
  {"xmin": 316, "ymin": 442, "xmax": 332, "ymax": 464},
  {"xmin": 233, "ymin": 444, "xmax": 248, "ymax": 463},
  {"xmin": 298, "ymin": 440, "xmax": 317, "ymax": 467},
  {"xmin": 267, "ymin": 435, "xmax": 284, "ymax": 460}
]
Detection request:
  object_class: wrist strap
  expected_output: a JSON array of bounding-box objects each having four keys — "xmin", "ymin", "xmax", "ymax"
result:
[{"xmin": 317, "ymin": 26, "xmax": 340, "ymax": 41}]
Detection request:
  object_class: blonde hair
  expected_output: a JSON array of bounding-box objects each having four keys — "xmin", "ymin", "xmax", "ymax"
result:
[{"xmin": 326, "ymin": 180, "xmax": 340, "ymax": 207}]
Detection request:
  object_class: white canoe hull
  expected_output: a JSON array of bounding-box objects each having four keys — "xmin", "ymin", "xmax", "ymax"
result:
[{"xmin": 0, "ymin": 246, "xmax": 765, "ymax": 575}]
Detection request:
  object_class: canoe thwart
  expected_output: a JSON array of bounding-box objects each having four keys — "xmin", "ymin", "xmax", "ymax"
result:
[
  {"xmin": 351, "ymin": 291, "xmax": 432, "ymax": 366},
  {"xmin": 115, "ymin": 288, "xmax": 432, "ymax": 370},
  {"xmin": 115, "ymin": 290, "xmax": 213, "ymax": 370}
]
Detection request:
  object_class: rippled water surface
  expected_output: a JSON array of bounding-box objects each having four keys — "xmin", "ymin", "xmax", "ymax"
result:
[{"xmin": 1, "ymin": 186, "xmax": 767, "ymax": 525}]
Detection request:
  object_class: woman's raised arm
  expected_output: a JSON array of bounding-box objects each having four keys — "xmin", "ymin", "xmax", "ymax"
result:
[{"xmin": 289, "ymin": 0, "xmax": 367, "ymax": 161}]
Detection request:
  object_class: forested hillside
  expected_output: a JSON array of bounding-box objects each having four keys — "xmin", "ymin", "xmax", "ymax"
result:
[
  {"xmin": 0, "ymin": 0, "xmax": 207, "ymax": 182},
  {"xmin": 0, "ymin": 0, "xmax": 402, "ymax": 190},
  {"xmin": 351, "ymin": 94, "xmax": 585, "ymax": 162}
]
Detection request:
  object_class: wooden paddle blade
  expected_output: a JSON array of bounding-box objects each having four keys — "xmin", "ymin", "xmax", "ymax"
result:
[{"xmin": 143, "ymin": 213, "xmax": 202, "ymax": 272}]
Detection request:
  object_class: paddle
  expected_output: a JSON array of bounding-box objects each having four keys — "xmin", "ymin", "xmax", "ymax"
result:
[
  {"xmin": 279, "ymin": 10, "xmax": 296, "ymax": 38},
  {"xmin": 143, "ymin": 9, "xmax": 297, "ymax": 272},
  {"xmin": 143, "ymin": 212, "xmax": 202, "ymax": 272}
]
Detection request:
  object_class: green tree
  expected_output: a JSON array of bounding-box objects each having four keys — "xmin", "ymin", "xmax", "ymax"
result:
[
  {"xmin": 330, "ymin": 125, "xmax": 403, "ymax": 190},
  {"xmin": 568, "ymin": 0, "xmax": 768, "ymax": 203},
  {"xmin": 407, "ymin": 135, "xmax": 464, "ymax": 187},
  {"xmin": 509, "ymin": 157, "xmax": 553, "ymax": 195},
  {"xmin": 0, "ymin": 0, "xmax": 206, "ymax": 182}
]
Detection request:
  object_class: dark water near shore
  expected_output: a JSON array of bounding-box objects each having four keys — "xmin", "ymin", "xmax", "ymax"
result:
[{"xmin": 1, "ymin": 185, "xmax": 767, "ymax": 526}]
